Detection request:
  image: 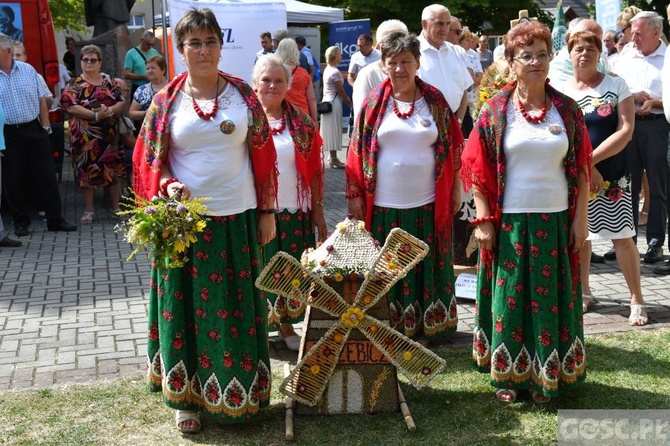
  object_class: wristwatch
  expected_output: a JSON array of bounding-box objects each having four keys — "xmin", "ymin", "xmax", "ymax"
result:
[
  {"xmin": 457, "ymin": 117, "xmax": 463, "ymax": 125},
  {"xmin": 42, "ymin": 125, "xmax": 53, "ymax": 135}
]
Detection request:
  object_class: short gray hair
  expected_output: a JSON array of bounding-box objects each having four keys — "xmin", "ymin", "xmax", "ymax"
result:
[
  {"xmin": 0, "ymin": 33, "xmax": 12, "ymax": 50},
  {"xmin": 631, "ymin": 11, "xmax": 664, "ymax": 33},
  {"xmin": 251, "ymin": 54, "xmax": 292, "ymax": 89},
  {"xmin": 273, "ymin": 29, "xmax": 291, "ymax": 41},
  {"xmin": 421, "ymin": 4, "xmax": 449, "ymax": 22},
  {"xmin": 274, "ymin": 38, "xmax": 300, "ymax": 66},
  {"xmin": 376, "ymin": 19, "xmax": 408, "ymax": 44}
]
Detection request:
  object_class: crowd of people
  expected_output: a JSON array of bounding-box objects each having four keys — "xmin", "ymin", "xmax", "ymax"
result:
[{"xmin": 2, "ymin": 1, "xmax": 670, "ymax": 435}]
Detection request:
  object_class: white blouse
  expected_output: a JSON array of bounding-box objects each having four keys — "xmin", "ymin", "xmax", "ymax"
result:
[
  {"xmin": 374, "ymin": 97, "xmax": 438, "ymax": 209},
  {"xmin": 502, "ymin": 102, "xmax": 569, "ymax": 213},
  {"xmin": 272, "ymin": 117, "xmax": 308, "ymax": 212},
  {"xmin": 168, "ymin": 83, "xmax": 257, "ymax": 216}
]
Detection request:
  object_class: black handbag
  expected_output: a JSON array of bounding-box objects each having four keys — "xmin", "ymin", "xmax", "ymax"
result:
[
  {"xmin": 316, "ymin": 101, "xmax": 332, "ymax": 114},
  {"xmin": 317, "ymin": 92, "xmax": 338, "ymax": 114}
]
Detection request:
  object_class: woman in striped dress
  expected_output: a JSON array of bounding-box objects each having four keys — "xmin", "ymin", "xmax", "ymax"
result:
[{"xmin": 561, "ymin": 31, "xmax": 647, "ymax": 325}]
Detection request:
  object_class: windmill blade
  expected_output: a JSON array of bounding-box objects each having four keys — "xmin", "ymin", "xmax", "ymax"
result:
[
  {"xmin": 358, "ymin": 314, "xmax": 445, "ymax": 388},
  {"xmin": 281, "ymin": 323, "xmax": 352, "ymax": 406},
  {"xmin": 354, "ymin": 228, "xmax": 430, "ymax": 311},
  {"xmin": 255, "ymin": 252, "xmax": 349, "ymax": 318}
]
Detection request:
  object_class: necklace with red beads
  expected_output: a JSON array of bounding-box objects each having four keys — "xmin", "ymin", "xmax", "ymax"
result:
[
  {"xmin": 270, "ymin": 116, "xmax": 286, "ymax": 135},
  {"xmin": 189, "ymin": 76, "xmax": 220, "ymax": 121},
  {"xmin": 392, "ymin": 87, "xmax": 417, "ymax": 119},
  {"xmin": 516, "ymin": 91, "xmax": 547, "ymax": 124}
]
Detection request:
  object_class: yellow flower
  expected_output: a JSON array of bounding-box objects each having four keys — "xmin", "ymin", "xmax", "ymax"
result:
[
  {"xmin": 602, "ymin": 181, "xmax": 611, "ymax": 190},
  {"xmin": 310, "ymin": 365, "xmax": 320, "ymax": 375},
  {"xmin": 341, "ymin": 306, "xmax": 364, "ymax": 327},
  {"xmin": 334, "ymin": 273, "xmax": 344, "ymax": 282},
  {"xmin": 195, "ymin": 221, "xmax": 207, "ymax": 231},
  {"xmin": 479, "ymin": 89, "xmax": 491, "ymax": 103},
  {"xmin": 291, "ymin": 279, "xmax": 301, "ymax": 288},
  {"xmin": 403, "ymin": 351, "xmax": 412, "ymax": 360},
  {"xmin": 174, "ymin": 239, "xmax": 186, "ymax": 253},
  {"xmin": 336, "ymin": 222, "xmax": 346, "ymax": 232}
]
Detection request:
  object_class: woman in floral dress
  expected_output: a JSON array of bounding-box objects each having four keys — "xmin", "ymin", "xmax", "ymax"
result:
[
  {"xmin": 346, "ymin": 33, "xmax": 463, "ymax": 342},
  {"xmin": 133, "ymin": 8, "xmax": 277, "ymax": 432},
  {"xmin": 252, "ymin": 55, "xmax": 327, "ymax": 350},
  {"xmin": 60, "ymin": 44, "xmax": 127, "ymax": 223},
  {"xmin": 561, "ymin": 31, "xmax": 646, "ymax": 325},
  {"xmin": 461, "ymin": 22, "xmax": 591, "ymax": 403}
]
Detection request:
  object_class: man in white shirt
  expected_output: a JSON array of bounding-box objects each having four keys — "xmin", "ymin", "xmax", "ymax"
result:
[
  {"xmin": 351, "ymin": 20, "xmax": 408, "ymax": 122},
  {"xmin": 347, "ymin": 34, "xmax": 380, "ymax": 87},
  {"xmin": 616, "ymin": 11, "xmax": 668, "ymax": 266},
  {"xmin": 416, "ymin": 4, "xmax": 473, "ymax": 126}
]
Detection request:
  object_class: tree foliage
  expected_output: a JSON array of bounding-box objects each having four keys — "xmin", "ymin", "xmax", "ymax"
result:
[
  {"xmin": 49, "ymin": 0, "xmax": 87, "ymax": 34},
  {"xmin": 308, "ymin": 0, "xmax": 552, "ymax": 36}
]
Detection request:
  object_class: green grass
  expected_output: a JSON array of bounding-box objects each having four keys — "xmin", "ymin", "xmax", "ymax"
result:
[{"xmin": 1, "ymin": 328, "xmax": 669, "ymax": 446}]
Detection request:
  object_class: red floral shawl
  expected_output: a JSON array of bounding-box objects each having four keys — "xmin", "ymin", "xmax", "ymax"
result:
[
  {"xmin": 346, "ymin": 77, "xmax": 464, "ymax": 251},
  {"xmin": 132, "ymin": 71, "xmax": 277, "ymax": 208},
  {"xmin": 282, "ymin": 99, "xmax": 323, "ymax": 209},
  {"xmin": 460, "ymin": 81, "xmax": 592, "ymax": 290}
]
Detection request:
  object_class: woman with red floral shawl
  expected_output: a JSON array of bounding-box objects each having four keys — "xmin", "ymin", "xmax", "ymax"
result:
[
  {"xmin": 133, "ymin": 8, "xmax": 277, "ymax": 432},
  {"xmin": 346, "ymin": 33, "xmax": 463, "ymax": 342},
  {"xmin": 252, "ymin": 55, "xmax": 327, "ymax": 350},
  {"xmin": 461, "ymin": 22, "xmax": 591, "ymax": 404}
]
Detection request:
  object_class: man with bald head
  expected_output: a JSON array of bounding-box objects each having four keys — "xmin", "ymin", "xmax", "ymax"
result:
[{"xmin": 548, "ymin": 18, "xmax": 610, "ymax": 89}]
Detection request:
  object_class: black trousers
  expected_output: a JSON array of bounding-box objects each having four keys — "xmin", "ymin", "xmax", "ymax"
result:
[
  {"xmin": 627, "ymin": 117, "xmax": 670, "ymax": 247},
  {"xmin": 2, "ymin": 119, "xmax": 63, "ymax": 228}
]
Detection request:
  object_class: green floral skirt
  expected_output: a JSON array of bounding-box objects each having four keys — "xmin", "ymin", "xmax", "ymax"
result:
[
  {"xmin": 262, "ymin": 209, "xmax": 314, "ymax": 330},
  {"xmin": 147, "ymin": 209, "xmax": 271, "ymax": 424},
  {"xmin": 473, "ymin": 211, "xmax": 586, "ymax": 398},
  {"xmin": 371, "ymin": 204, "xmax": 458, "ymax": 341}
]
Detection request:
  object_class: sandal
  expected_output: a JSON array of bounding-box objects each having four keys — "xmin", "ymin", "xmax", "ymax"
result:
[
  {"xmin": 496, "ymin": 388, "xmax": 517, "ymax": 403},
  {"xmin": 80, "ymin": 211, "xmax": 95, "ymax": 224},
  {"xmin": 175, "ymin": 410, "xmax": 201, "ymax": 434},
  {"xmin": 582, "ymin": 294, "xmax": 593, "ymax": 314},
  {"xmin": 629, "ymin": 304, "xmax": 648, "ymax": 326},
  {"xmin": 530, "ymin": 390, "xmax": 551, "ymax": 404}
]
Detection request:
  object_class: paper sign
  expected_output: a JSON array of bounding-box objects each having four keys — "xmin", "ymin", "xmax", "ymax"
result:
[{"xmin": 455, "ymin": 273, "xmax": 477, "ymax": 300}]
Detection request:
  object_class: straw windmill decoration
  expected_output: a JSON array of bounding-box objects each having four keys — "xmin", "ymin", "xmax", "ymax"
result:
[{"xmin": 256, "ymin": 217, "xmax": 446, "ymax": 435}]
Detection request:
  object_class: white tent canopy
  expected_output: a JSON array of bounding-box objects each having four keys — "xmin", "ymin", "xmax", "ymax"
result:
[{"xmin": 155, "ymin": 0, "xmax": 344, "ymax": 26}]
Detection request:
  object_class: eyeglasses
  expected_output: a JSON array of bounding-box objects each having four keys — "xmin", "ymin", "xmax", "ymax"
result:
[
  {"xmin": 183, "ymin": 39, "xmax": 220, "ymax": 51},
  {"xmin": 450, "ymin": 29, "xmax": 463, "ymax": 36},
  {"xmin": 81, "ymin": 58, "xmax": 100, "ymax": 63},
  {"xmin": 513, "ymin": 52, "xmax": 550, "ymax": 64}
]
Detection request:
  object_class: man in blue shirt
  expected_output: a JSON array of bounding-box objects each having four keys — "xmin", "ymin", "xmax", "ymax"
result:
[
  {"xmin": 123, "ymin": 31, "xmax": 160, "ymax": 99},
  {"xmin": 254, "ymin": 31, "xmax": 274, "ymax": 64},
  {"xmin": 0, "ymin": 33, "xmax": 76, "ymax": 236}
]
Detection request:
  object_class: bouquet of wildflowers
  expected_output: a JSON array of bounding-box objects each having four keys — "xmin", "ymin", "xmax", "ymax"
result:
[
  {"xmin": 116, "ymin": 193, "xmax": 211, "ymax": 269},
  {"xmin": 472, "ymin": 62, "xmax": 512, "ymax": 119}
]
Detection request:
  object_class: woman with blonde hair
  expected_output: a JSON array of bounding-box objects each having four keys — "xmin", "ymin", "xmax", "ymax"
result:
[
  {"xmin": 274, "ymin": 38, "xmax": 318, "ymax": 124},
  {"xmin": 321, "ymin": 46, "xmax": 351, "ymax": 168}
]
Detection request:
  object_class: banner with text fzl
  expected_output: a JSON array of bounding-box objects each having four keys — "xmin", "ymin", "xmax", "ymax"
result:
[{"xmin": 168, "ymin": 0, "xmax": 286, "ymax": 83}]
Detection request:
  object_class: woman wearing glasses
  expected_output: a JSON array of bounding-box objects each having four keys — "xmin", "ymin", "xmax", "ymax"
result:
[
  {"xmin": 60, "ymin": 44, "xmax": 127, "ymax": 224},
  {"xmin": 133, "ymin": 7, "xmax": 277, "ymax": 432},
  {"xmin": 462, "ymin": 21, "xmax": 591, "ymax": 404}
]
